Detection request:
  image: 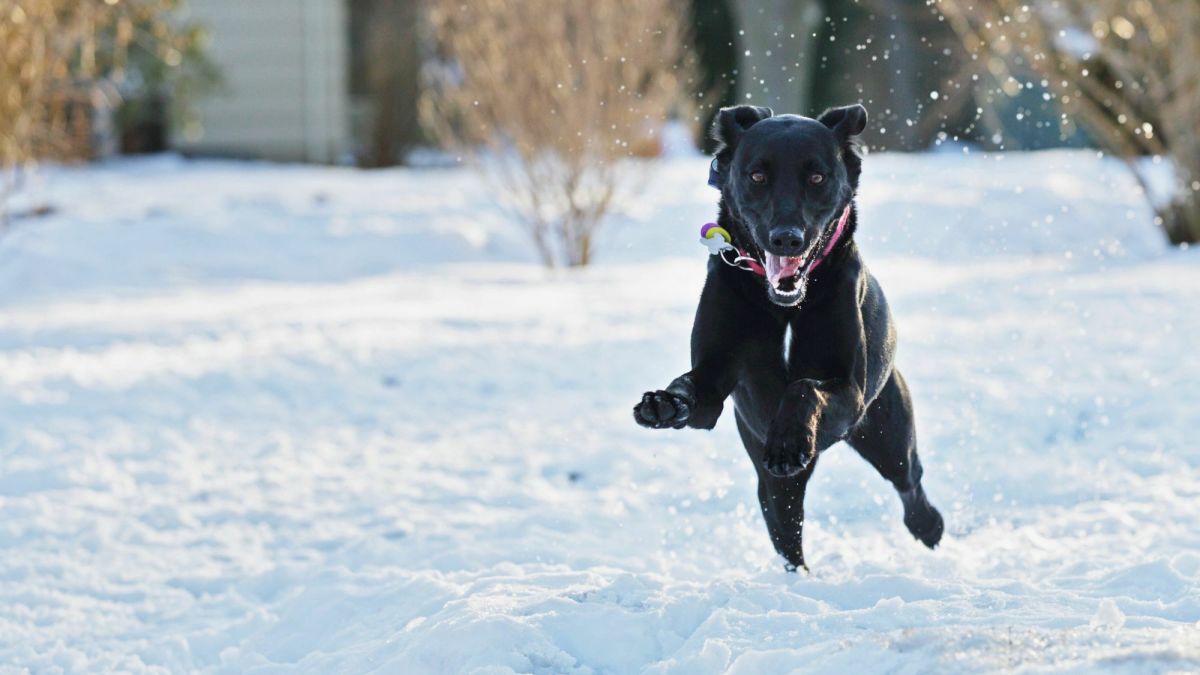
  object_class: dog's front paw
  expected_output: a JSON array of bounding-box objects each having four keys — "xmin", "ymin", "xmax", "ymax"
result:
[
  {"xmin": 762, "ymin": 418, "xmax": 816, "ymax": 478},
  {"xmin": 633, "ymin": 390, "xmax": 692, "ymax": 429}
]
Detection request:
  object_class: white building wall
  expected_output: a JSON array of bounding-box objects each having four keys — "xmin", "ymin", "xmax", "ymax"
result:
[{"xmin": 175, "ymin": 0, "xmax": 350, "ymax": 163}]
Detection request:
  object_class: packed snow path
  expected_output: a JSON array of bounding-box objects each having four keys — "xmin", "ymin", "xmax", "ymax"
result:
[{"xmin": 1, "ymin": 152, "xmax": 1198, "ymax": 672}]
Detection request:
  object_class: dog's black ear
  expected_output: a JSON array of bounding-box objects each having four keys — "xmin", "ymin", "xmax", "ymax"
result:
[
  {"xmin": 818, "ymin": 104, "xmax": 868, "ymax": 140},
  {"xmin": 711, "ymin": 105, "xmax": 773, "ymax": 154}
]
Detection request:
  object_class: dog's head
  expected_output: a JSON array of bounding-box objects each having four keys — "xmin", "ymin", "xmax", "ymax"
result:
[{"xmin": 711, "ymin": 104, "xmax": 867, "ymax": 306}]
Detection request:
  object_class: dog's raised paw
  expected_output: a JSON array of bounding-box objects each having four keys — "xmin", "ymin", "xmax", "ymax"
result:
[
  {"xmin": 762, "ymin": 426, "xmax": 815, "ymax": 478},
  {"xmin": 633, "ymin": 390, "xmax": 691, "ymax": 429}
]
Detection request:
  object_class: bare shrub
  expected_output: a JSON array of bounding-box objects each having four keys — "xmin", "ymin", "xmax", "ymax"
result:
[
  {"xmin": 422, "ymin": 0, "xmax": 696, "ymax": 267},
  {"xmin": 937, "ymin": 0, "xmax": 1200, "ymax": 245},
  {"xmin": 1, "ymin": 0, "xmax": 64, "ymax": 220},
  {"xmin": 0, "ymin": 0, "xmax": 205, "ymax": 224}
]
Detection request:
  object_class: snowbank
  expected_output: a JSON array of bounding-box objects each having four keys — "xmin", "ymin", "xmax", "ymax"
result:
[{"xmin": 0, "ymin": 150, "xmax": 1197, "ymax": 673}]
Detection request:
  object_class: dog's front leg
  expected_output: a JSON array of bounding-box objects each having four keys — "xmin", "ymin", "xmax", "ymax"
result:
[
  {"xmin": 633, "ymin": 350, "xmax": 741, "ymax": 431},
  {"xmin": 762, "ymin": 378, "xmax": 865, "ymax": 477},
  {"xmin": 634, "ymin": 269, "xmax": 748, "ymax": 431}
]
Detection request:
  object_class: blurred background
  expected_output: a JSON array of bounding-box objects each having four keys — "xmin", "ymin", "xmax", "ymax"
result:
[{"xmin": 3, "ymin": 0, "xmax": 1197, "ymax": 253}]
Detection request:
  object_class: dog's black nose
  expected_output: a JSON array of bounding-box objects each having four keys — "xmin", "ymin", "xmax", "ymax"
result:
[{"xmin": 769, "ymin": 228, "xmax": 806, "ymax": 255}]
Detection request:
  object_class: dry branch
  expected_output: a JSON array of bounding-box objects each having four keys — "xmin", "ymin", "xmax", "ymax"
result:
[
  {"xmin": 937, "ymin": 0, "xmax": 1200, "ymax": 244},
  {"xmin": 422, "ymin": 0, "xmax": 697, "ymax": 266},
  {"xmin": 1, "ymin": 0, "xmax": 200, "ymax": 221}
]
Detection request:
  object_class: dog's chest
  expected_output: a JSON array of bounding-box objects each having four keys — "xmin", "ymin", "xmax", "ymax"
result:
[{"xmin": 781, "ymin": 316, "xmax": 838, "ymax": 378}]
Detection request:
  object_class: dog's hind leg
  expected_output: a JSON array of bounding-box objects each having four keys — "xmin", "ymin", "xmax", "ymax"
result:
[
  {"xmin": 737, "ymin": 412, "xmax": 815, "ymax": 571},
  {"xmin": 847, "ymin": 369, "xmax": 944, "ymax": 548}
]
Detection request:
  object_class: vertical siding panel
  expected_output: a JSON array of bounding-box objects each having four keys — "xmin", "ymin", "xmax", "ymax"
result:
[{"xmin": 175, "ymin": 0, "xmax": 350, "ymax": 162}]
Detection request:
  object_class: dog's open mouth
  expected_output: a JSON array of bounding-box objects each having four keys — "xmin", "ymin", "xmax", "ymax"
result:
[
  {"xmin": 763, "ymin": 246, "xmax": 820, "ymax": 304},
  {"xmin": 764, "ymin": 253, "xmax": 807, "ymax": 295},
  {"xmin": 760, "ymin": 218, "xmax": 843, "ymax": 305}
]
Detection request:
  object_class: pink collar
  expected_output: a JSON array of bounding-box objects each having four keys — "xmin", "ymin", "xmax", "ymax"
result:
[
  {"xmin": 810, "ymin": 204, "xmax": 852, "ymax": 273},
  {"xmin": 702, "ymin": 205, "xmax": 851, "ymax": 278}
]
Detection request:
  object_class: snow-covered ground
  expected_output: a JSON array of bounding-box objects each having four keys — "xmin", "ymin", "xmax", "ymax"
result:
[{"xmin": 1, "ymin": 150, "xmax": 1198, "ymax": 673}]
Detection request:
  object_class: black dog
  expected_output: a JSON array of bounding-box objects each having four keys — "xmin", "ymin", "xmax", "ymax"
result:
[{"xmin": 634, "ymin": 104, "xmax": 943, "ymax": 571}]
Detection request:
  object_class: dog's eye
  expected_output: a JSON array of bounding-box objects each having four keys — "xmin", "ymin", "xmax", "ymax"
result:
[
  {"xmin": 809, "ymin": 174, "xmax": 825, "ymax": 185},
  {"xmin": 750, "ymin": 171, "xmax": 767, "ymax": 184}
]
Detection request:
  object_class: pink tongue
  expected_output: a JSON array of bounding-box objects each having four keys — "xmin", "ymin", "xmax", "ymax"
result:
[{"xmin": 764, "ymin": 254, "xmax": 804, "ymax": 287}]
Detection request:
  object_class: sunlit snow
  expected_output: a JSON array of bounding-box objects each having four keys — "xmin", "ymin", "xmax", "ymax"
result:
[{"xmin": 1, "ymin": 150, "xmax": 1197, "ymax": 672}]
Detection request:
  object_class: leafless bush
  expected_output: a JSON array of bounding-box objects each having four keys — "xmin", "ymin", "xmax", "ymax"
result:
[
  {"xmin": 0, "ymin": 0, "xmax": 204, "ymax": 224},
  {"xmin": 937, "ymin": 0, "xmax": 1200, "ymax": 245},
  {"xmin": 1, "ymin": 0, "xmax": 62, "ymax": 222},
  {"xmin": 422, "ymin": 0, "xmax": 696, "ymax": 267}
]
